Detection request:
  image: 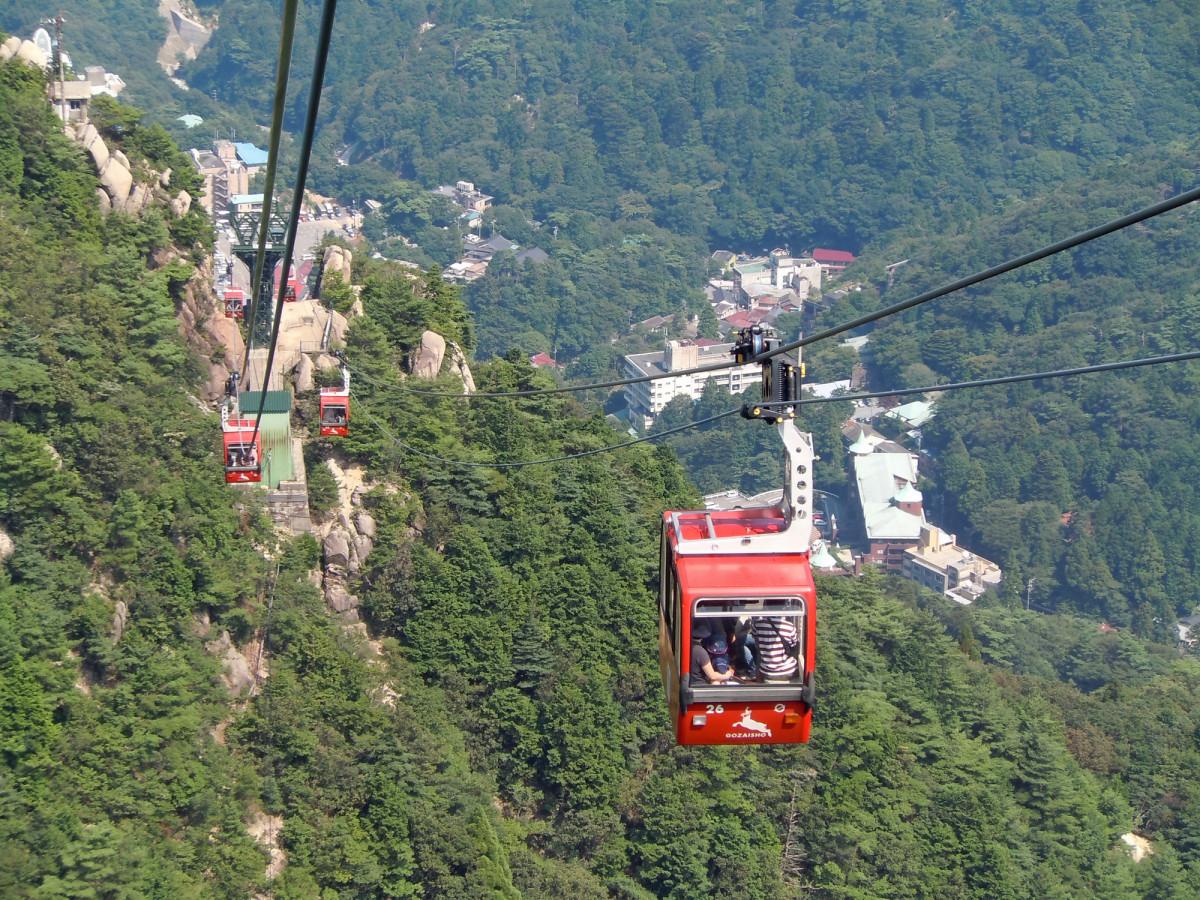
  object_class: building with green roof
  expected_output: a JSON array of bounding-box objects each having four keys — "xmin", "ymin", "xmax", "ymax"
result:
[{"xmin": 239, "ymin": 391, "xmax": 293, "ymax": 487}]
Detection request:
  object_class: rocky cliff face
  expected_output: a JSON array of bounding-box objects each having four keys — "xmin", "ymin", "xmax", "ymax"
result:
[
  {"xmin": 176, "ymin": 259, "xmax": 245, "ymax": 401},
  {"xmin": 409, "ymin": 329, "xmax": 475, "ymax": 394}
]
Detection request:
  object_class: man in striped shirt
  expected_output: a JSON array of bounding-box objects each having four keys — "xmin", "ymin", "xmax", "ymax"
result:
[{"xmin": 752, "ymin": 616, "xmax": 799, "ymax": 681}]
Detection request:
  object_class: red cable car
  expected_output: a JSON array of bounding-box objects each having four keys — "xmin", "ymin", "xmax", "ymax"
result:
[
  {"xmin": 318, "ymin": 359, "xmax": 350, "ymax": 437},
  {"xmin": 224, "ymin": 287, "xmax": 246, "ymax": 319},
  {"xmin": 658, "ymin": 327, "xmax": 816, "ymax": 745},
  {"xmin": 276, "ymin": 261, "xmax": 301, "ymax": 302},
  {"xmin": 659, "ymin": 423, "xmax": 816, "ymax": 745},
  {"xmin": 222, "ymin": 418, "xmax": 262, "ymax": 483}
]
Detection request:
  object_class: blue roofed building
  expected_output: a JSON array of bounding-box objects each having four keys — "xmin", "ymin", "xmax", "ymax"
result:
[{"xmin": 233, "ymin": 142, "xmax": 269, "ymax": 170}]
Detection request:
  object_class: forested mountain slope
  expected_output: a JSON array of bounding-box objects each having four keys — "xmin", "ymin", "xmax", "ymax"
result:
[
  {"xmin": 849, "ymin": 140, "xmax": 1200, "ymax": 636},
  {"xmin": 187, "ymin": 0, "xmax": 1200, "ymax": 253},
  {"xmin": 4, "ymin": 57, "xmax": 1200, "ymax": 898}
]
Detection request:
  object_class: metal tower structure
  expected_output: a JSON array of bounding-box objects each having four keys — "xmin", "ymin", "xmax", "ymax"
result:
[{"xmin": 229, "ymin": 208, "xmax": 290, "ymax": 347}]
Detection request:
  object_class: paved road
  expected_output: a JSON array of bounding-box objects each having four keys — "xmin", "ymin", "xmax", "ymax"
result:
[{"xmin": 293, "ymin": 215, "xmax": 361, "ymax": 261}]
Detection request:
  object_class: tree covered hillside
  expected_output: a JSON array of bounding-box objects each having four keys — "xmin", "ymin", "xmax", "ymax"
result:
[
  {"xmin": 849, "ymin": 140, "xmax": 1200, "ymax": 637},
  {"xmin": 4, "ymin": 57, "xmax": 1200, "ymax": 899},
  {"xmin": 187, "ymin": 0, "xmax": 1200, "ymax": 254}
]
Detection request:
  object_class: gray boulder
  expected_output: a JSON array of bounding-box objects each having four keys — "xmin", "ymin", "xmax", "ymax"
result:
[
  {"xmin": 410, "ymin": 330, "xmax": 445, "ymax": 379},
  {"xmin": 354, "ymin": 511, "xmax": 376, "ymax": 539},
  {"xmin": 323, "ymin": 529, "xmax": 351, "ymax": 568},
  {"xmin": 109, "ymin": 600, "xmax": 129, "ymax": 643}
]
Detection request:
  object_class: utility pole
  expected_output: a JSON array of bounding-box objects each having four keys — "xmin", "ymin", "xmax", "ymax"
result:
[
  {"xmin": 885, "ymin": 258, "xmax": 910, "ymax": 291},
  {"xmin": 45, "ymin": 12, "xmax": 67, "ymax": 123},
  {"xmin": 1025, "ymin": 576, "xmax": 1036, "ymax": 611}
]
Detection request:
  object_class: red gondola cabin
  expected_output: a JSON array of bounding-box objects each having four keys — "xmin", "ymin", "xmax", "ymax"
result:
[
  {"xmin": 224, "ymin": 288, "xmax": 246, "ymax": 319},
  {"xmin": 659, "ymin": 422, "xmax": 817, "ymax": 745},
  {"xmin": 319, "ymin": 361, "xmax": 350, "ymax": 437},
  {"xmin": 319, "ymin": 388, "xmax": 349, "ymax": 437},
  {"xmin": 222, "ymin": 419, "xmax": 262, "ymax": 483}
]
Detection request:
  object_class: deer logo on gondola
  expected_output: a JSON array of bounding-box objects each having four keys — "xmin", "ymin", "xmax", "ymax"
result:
[{"xmin": 732, "ymin": 707, "xmax": 772, "ymax": 738}]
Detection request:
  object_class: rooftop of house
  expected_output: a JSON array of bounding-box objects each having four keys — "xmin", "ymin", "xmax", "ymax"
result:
[
  {"xmin": 516, "ymin": 246, "xmax": 549, "ymax": 265},
  {"xmin": 806, "ymin": 380, "xmax": 851, "ymax": 399},
  {"xmin": 854, "ymin": 451, "xmax": 924, "ymax": 540},
  {"xmin": 529, "ymin": 352, "xmax": 562, "ymax": 368},
  {"xmin": 190, "ymin": 149, "xmax": 224, "ymax": 170},
  {"xmin": 637, "ymin": 314, "xmax": 673, "ymax": 330},
  {"xmin": 466, "ymin": 234, "xmax": 516, "ymax": 254},
  {"xmin": 887, "ymin": 399, "xmax": 936, "ymax": 428},
  {"xmin": 732, "ymin": 259, "xmax": 770, "ymax": 277},
  {"xmin": 623, "ymin": 340, "xmax": 738, "ymax": 378},
  {"xmin": 812, "ymin": 247, "xmax": 856, "ymax": 264},
  {"xmin": 233, "ymin": 142, "xmax": 269, "ymax": 167},
  {"xmin": 49, "ymin": 80, "xmax": 94, "ymax": 101}
]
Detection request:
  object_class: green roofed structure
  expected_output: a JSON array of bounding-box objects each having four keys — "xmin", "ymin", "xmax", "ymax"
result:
[{"xmin": 240, "ymin": 391, "xmax": 293, "ymax": 488}]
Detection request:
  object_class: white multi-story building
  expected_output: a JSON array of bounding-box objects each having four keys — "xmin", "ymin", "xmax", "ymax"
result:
[
  {"xmin": 732, "ymin": 249, "xmax": 823, "ymax": 304},
  {"xmin": 621, "ymin": 339, "xmax": 762, "ymax": 430}
]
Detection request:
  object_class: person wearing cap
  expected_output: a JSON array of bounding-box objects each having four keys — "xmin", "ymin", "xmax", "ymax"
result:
[{"xmin": 690, "ymin": 620, "xmax": 737, "ymax": 685}]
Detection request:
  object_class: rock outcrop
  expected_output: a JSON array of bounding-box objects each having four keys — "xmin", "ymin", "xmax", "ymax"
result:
[
  {"xmin": 109, "ymin": 600, "xmax": 129, "ymax": 643},
  {"xmin": 98, "ymin": 155, "xmax": 133, "ymax": 208},
  {"xmin": 0, "ymin": 527, "xmax": 14, "ymax": 564},
  {"xmin": 292, "ymin": 354, "xmax": 315, "ymax": 392},
  {"xmin": 205, "ymin": 631, "xmax": 255, "ymax": 696},
  {"xmin": 447, "ymin": 341, "xmax": 476, "ymax": 394},
  {"xmin": 354, "ymin": 512, "xmax": 376, "ymax": 540},
  {"xmin": 323, "ymin": 529, "xmax": 351, "ymax": 569},
  {"xmin": 411, "ymin": 330, "xmax": 446, "ymax": 379},
  {"xmin": 319, "ymin": 499, "xmax": 377, "ymax": 622},
  {"xmin": 322, "ymin": 245, "xmax": 353, "ymax": 288},
  {"xmin": 0, "ymin": 36, "xmax": 22, "ymax": 62},
  {"xmin": 170, "ymin": 190, "xmax": 192, "ymax": 217},
  {"xmin": 14, "ymin": 39, "xmax": 48, "ymax": 68},
  {"xmin": 175, "ymin": 264, "xmax": 246, "ymax": 401}
]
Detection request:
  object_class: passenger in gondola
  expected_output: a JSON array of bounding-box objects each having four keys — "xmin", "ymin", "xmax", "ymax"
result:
[
  {"xmin": 731, "ymin": 617, "xmax": 760, "ymax": 680},
  {"xmin": 752, "ymin": 616, "xmax": 799, "ymax": 681},
  {"xmin": 690, "ymin": 621, "xmax": 737, "ymax": 685}
]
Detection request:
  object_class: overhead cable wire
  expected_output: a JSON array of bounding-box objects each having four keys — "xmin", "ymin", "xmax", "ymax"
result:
[
  {"xmin": 367, "ymin": 184, "xmax": 1200, "ymax": 400},
  {"xmin": 760, "ymin": 186, "xmax": 1200, "ymax": 363},
  {"xmin": 238, "ymin": 0, "xmax": 300, "ymax": 379},
  {"xmin": 249, "ymin": 0, "xmax": 338, "ymax": 447},
  {"xmin": 782, "ymin": 349, "xmax": 1200, "ymax": 408},
  {"xmin": 353, "ymin": 391, "xmax": 739, "ymax": 469},
  {"xmin": 355, "ymin": 350, "xmax": 1200, "ymax": 470}
]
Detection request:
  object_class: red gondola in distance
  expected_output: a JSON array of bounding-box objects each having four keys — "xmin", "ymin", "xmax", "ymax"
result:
[
  {"xmin": 222, "ymin": 418, "xmax": 262, "ymax": 484},
  {"xmin": 224, "ymin": 287, "xmax": 246, "ymax": 319},
  {"xmin": 319, "ymin": 357, "xmax": 350, "ymax": 437}
]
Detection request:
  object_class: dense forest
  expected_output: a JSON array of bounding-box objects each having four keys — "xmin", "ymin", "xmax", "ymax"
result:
[
  {"xmin": 173, "ymin": 0, "xmax": 1200, "ymax": 364},
  {"xmin": 848, "ymin": 140, "xmax": 1200, "ymax": 636},
  {"xmin": 4, "ymin": 56, "xmax": 1200, "ymax": 897},
  {"xmin": 6, "ymin": 1, "xmax": 1200, "ymax": 896},
  {"xmin": 187, "ymin": 0, "xmax": 1199, "ymax": 253}
]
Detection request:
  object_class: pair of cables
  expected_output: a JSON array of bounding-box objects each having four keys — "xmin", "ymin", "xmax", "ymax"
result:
[
  {"xmin": 343, "ymin": 184, "xmax": 1200, "ymax": 468},
  {"xmin": 350, "ymin": 351, "xmax": 1200, "ymax": 470},
  {"xmin": 237, "ymin": 0, "xmax": 339, "ymax": 449}
]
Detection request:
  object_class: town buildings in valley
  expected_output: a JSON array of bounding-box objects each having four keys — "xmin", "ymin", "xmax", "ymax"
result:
[
  {"xmin": 621, "ymin": 339, "xmax": 761, "ymax": 430},
  {"xmin": 845, "ymin": 420, "xmax": 1001, "ymax": 601},
  {"xmin": 903, "ymin": 524, "xmax": 1002, "ymax": 604},
  {"xmin": 186, "ymin": 140, "xmax": 268, "ymax": 217}
]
